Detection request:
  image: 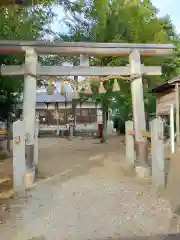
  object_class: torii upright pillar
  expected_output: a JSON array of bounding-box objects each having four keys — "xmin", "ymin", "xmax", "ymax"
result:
[
  {"xmin": 23, "ymin": 47, "xmax": 37, "ymax": 182},
  {"xmin": 129, "ymin": 50, "xmax": 150, "ymax": 178},
  {"xmin": 72, "ymin": 55, "xmax": 89, "ymax": 133}
]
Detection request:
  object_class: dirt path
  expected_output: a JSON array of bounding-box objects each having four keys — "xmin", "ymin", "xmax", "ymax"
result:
[
  {"xmin": 37, "ymin": 136, "xmax": 125, "ymax": 178},
  {"xmin": 0, "ymin": 136, "xmax": 178, "ymax": 239}
]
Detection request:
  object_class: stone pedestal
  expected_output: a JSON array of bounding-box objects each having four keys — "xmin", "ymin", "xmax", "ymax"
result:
[
  {"xmin": 135, "ymin": 140, "xmax": 150, "ymax": 178},
  {"xmin": 24, "ymin": 167, "xmax": 35, "ymax": 188}
]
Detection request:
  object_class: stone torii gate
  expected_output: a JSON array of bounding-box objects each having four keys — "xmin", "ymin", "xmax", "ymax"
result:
[{"xmin": 0, "ymin": 41, "xmax": 174, "ymax": 179}]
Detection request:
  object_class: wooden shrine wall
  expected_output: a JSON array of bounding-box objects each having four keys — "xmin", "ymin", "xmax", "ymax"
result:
[{"xmin": 156, "ymin": 90, "xmax": 176, "ymax": 116}]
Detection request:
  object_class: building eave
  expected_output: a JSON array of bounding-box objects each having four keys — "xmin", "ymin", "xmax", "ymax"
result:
[{"xmin": 151, "ymin": 75, "xmax": 180, "ymax": 94}]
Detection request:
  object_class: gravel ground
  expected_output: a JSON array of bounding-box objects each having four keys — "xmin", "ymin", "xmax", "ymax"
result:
[{"xmin": 0, "ymin": 137, "xmax": 178, "ymax": 239}]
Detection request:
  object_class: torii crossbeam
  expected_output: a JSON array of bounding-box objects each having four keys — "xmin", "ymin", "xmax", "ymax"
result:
[
  {"xmin": 0, "ymin": 40, "xmax": 174, "ymax": 55},
  {"xmin": 0, "ymin": 64, "xmax": 162, "ymax": 76}
]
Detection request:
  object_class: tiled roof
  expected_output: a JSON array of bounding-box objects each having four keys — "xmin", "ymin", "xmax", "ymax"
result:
[
  {"xmin": 36, "ymin": 92, "xmax": 72, "ymax": 103},
  {"xmin": 19, "ymin": 91, "xmax": 73, "ymax": 103},
  {"xmin": 18, "ymin": 91, "xmax": 93, "ymax": 103}
]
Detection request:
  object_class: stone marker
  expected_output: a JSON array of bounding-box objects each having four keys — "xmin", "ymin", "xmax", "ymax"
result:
[
  {"xmin": 151, "ymin": 118, "xmax": 165, "ymax": 189},
  {"xmin": 107, "ymin": 120, "xmax": 114, "ymax": 135},
  {"xmin": 13, "ymin": 120, "xmax": 26, "ymax": 191},
  {"xmin": 125, "ymin": 121, "xmax": 135, "ymax": 167}
]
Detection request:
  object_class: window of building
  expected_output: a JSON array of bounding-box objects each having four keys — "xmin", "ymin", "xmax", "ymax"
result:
[{"xmin": 39, "ymin": 110, "xmax": 46, "ymax": 117}]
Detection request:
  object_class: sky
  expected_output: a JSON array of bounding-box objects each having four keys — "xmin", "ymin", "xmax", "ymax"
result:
[
  {"xmin": 151, "ymin": 0, "xmax": 180, "ymax": 33},
  {"xmin": 51, "ymin": 0, "xmax": 180, "ymax": 34}
]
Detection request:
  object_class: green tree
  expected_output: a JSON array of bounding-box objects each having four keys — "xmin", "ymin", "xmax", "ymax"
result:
[
  {"xmin": 0, "ymin": 2, "xmax": 57, "ymax": 122},
  {"xmin": 58, "ymin": 0, "xmax": 178, "ymax": 141},
  {"xmin": 0, "ymin": 0, "xmax": 80, "ymax": 122},
  {"xmin": 0, "ymin": 0, "xmax": 75, "ymax": 7}
]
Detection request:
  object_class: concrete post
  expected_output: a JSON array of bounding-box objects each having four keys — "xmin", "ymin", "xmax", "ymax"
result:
[
  {"xmin": 129, "ymin": 50, "xmax": 149, "ymax": 178},
  {"xmin": 34, "ymin": 116, "xmax": 39, "ymax": 172},
  {"xmin": 13, "ymin": 120, "xmax": 26, "ymax": 191},
  {"xmin": 151, "ymin": 118, "xmax": 165, "ymax": 189},
  {"xmin": 125, "ymin": 121, "xmax": 135, "ymax": 167},
  {"xmin": 23, "ymin": 47, "xmax": 37, "ymax": 184}
]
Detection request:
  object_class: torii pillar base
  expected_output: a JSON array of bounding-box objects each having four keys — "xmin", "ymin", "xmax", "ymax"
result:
[{"xmin": 135, "ymin": 140, "xmax": 150, "ymax": 179}]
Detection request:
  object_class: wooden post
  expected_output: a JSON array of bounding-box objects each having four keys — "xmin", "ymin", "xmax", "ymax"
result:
[
  {"xmin": 175, "ymin": 83, "xmax": 180, "ymax": 145},
  {"xmin": 23, "ymin": 47, "xmax": 37, "ymax": 178},
  {"xmin": 151, "ymin": 118, "xmax": 165, "ymax": 189},
  {"xmin": 129, "ymin": 50, "xmax": 149, "ymax": 178},
  {"xmin": 170, "ymin": 104, "xmax": 175, "ymax": 154}
]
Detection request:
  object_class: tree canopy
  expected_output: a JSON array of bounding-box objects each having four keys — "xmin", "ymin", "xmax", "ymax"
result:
[
  {"xmin": 0, "ymin": 2, "xmax": 57, "ymax": 121},
  {"xmin": 58, "ymin": 0, "xmax": 179, "ymax": 126}
]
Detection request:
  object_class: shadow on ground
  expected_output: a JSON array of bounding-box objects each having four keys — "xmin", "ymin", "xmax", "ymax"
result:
[
  {"xmin": 97, "ymin": 233, "xmax": 180, "ymax": 240},
  {"xmin": 29, "ymin": 233, "xmax": 180, "ymax": 240}
]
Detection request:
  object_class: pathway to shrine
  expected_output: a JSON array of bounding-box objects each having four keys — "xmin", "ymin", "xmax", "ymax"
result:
[{"xmin": 0, "ymin": 136, "xmax": 178, "ymax": 240}]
